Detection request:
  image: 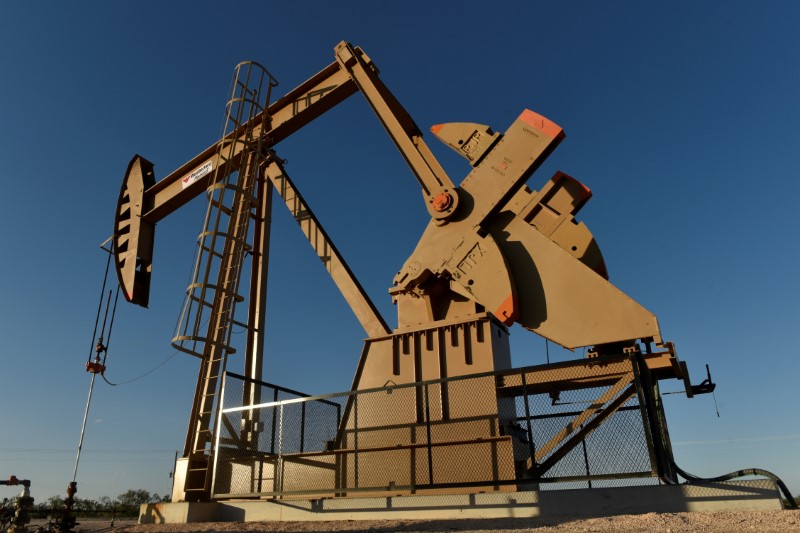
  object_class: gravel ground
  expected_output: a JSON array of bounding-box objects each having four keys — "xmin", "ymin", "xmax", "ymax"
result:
[{"xmin": 54, "ymin": 510, "xmax": 800, "ymax": 532}]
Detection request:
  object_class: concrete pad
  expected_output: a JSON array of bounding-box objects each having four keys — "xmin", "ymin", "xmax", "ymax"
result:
[
  {"xmin": 139, "ymin": 480, "xmax": 784, "ymax": 524},
  {"xmin": 139, "ymin": 501, "xmax": 217, "ymax": 524}
]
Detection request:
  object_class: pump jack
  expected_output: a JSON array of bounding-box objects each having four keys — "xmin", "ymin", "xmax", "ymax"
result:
[{"xmin": 113, "ymin": 42, "xmax": 714, "ymax": 502}]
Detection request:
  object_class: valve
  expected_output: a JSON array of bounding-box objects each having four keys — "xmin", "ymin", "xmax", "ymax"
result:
[
  {"xmin": 1, "ymin": 476, "xmax": 33, "ymax": 532},
  {"xmin": 52, "ymin": 482, "xmax": 78, "ymax": 533}
]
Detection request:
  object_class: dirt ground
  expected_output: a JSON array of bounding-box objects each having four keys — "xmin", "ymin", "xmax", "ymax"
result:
[{"xmin": 52, "ymin": 510, "xmax": 800, "ymax": 532}]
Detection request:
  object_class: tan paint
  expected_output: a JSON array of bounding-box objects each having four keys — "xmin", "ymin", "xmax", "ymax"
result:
[
  {"xmin": 113, "ymin": 155, "xmax": 155, "ymax": 307},
  {"xmin": 112, "ymin": 42, "xmax": 698, "ymax": 503}
]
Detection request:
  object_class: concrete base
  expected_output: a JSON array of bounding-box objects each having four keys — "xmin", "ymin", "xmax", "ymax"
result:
[{"xmin": 139, "ymin": 480, "xmax": 784, "ymax": 524}]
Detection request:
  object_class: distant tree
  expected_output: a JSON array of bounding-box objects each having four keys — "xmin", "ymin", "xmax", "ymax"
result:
[
  {"xmin": 96, "ymin": 496, "xmax": 113, "ymax": 512},
  {"xmin": 43, "ymin": 495, "xmax": 65, "ymax": 511},
  {"xmin": 30, "ymin": 489, "xmax": 170, "ymax": 519},
  {"xmin": 115, "ymin": 489, "xmax": 151, "ymax": 508},
  {"xmin": 72, "ymin": 497, "xmax": 97, "ymax": 512}
]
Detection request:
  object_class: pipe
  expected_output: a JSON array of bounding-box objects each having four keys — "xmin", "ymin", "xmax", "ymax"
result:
[{"xmin": 671, "ymin": 461, "xmax": 797, "ymax": 509}]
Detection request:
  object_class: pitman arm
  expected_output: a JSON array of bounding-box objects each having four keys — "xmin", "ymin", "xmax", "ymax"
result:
[{"xmin": 333, "ymin": 42, "xmax": 460, "ymax": 221}]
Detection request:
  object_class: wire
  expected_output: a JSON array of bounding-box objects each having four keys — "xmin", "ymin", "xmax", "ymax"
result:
[
  {"xmin": 711, "ymin": 389, "xmax": 721, "ymax": 417},
  {"xmin": 87, "ymin": 252, "xmax": 112, "ymax": 363},
  {"xmin": 98, "ymin": 290, "xmax": 112, "ymax": 346},
  {"xmin": 102, "ymin": 286, "xmax": 121, "ymax": 368},
  {"xmin": 101, "ymin": 349, "xmax": 181, "ymax": 387},
  {"xmin": 660, "ymin": 389, "xmax": 721, "ymax": 418}
]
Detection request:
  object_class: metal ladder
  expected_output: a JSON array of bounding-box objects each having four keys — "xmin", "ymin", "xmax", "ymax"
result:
[{"xmin": 172, "ymin": 61, "xmax": 277, "ymax": 497}]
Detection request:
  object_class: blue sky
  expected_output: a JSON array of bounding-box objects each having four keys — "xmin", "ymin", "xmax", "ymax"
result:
[{"xmin": 1, "ymin": 1, "xmax": 798, "ymax": 501}]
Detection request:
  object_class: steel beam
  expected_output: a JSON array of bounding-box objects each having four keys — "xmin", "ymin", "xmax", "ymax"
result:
[
  {"xmin": 143, "ymin": 61, "xmax": 358, "ymax": 223},
  {"xmin": 263, "ymin": 157, "xmax": 390, "ymax": 339}
]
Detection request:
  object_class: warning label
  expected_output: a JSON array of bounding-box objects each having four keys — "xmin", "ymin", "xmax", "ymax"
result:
[{"xmin": 181, "ymin": 160, "xmax": 214, "ymax": 189}]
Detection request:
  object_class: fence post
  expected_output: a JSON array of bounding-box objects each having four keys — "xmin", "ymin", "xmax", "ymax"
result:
[
  {"xmin": 580, "ymin": 423, "xmax": 592, "ymax": 488},
  {"xmin": 631, "ymin": 354, "xmax": 660, "ymax": 480},
  {"xmin": 353, "ymin": 393, "xmax": 359, "ymax": 489},
  {"xmin": 269, "ymin": 388, "xmax": 278, "ymax": 455},
  {"xmin": 424, "ymin": 383, "xmax": 433, "ymax": 485},
  {"xmin": 277, "ymin": 403, "xmax": 285, "ymax": 493},
  {"xmin": 521, "ymin": 372, "xmax": 536, "ymax": 466},
  {"xmin": 300, "ymin": 402, "xmax": 306, "ymax": 453}
]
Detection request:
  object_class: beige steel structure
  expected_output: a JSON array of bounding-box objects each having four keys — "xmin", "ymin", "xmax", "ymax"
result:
[{"xmin": 112, "ymin": 42, "xmax": 706, "ymax": 502}]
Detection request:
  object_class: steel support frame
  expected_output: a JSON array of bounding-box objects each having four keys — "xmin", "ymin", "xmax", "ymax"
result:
[
  {"xmin": 262, "ymin": 158, "xmax": 390, "ymax": 339},
  {"xmin": 114, "ymin": 41, "xmax": 697, "ymax": 503},
  {"xmin": 494, "ymin": 351, "xmax": 680, "ymax": 482},
  {"xmin": 526, "ymin": 378, "xmax": 636, "ymax": 479},
  {"xmin": 243, "ymin": 173, "xmax": 274, "ymax": 405},
  {"xmin": 632, "ymin": 353, "xmax": 679, "ymax": 484}
]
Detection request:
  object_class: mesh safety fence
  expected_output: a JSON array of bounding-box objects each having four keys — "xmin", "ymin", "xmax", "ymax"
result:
[{"xmin": 212, "ymin": 356, "xmax": 662, "ymax": 498}]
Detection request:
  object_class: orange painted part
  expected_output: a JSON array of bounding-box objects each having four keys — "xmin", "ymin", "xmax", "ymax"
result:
[
  {"xmin": 432, "ymin": 191, "xmax": 453, "ymax": 212},
  {"xmin": 430, "ymin": 123, "xmax": 444, "ymax": 136},
  {"xmin": 493, "ymin": 293, "xmax": 518, "ymax": 325},
  {"xmin": 86, "ymin": 361, "xmax": 106, "ymax": 374},
  {"xmin": 518, "ymin": 109, "xmax": 563, "ymax": 139},
  {"xmin": 555, "ymin": 171, "xmax": 592, "ymax": 198}
]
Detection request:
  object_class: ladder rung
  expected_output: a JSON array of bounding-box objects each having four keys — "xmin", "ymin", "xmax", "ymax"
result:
[
  {"xmin": 224, "ymin": 233, "xmax": 248, "ymax": 244},
  {"xmin": 188, "ymin": 294, "xmax": 215, "ymax": 308},
  {"xmin": 199, "ymin": 246, "xmax": 225, "ymax": 259},
  {"xmin": 209, "ymin": 199, "xmax": 233, "ymax": 216}
]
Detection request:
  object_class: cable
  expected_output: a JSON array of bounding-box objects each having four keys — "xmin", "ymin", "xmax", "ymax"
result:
[
  {"xmin": 98, "ymin": 290, "xmax": 112, "ymax": 346},
  {"xmin": 671, "ymin": 461, "xmax": 797, "ymax": 508},
  {"xmin": 87, "ymin": 252, "xmax": 112, "ymax": 363},
  {"xmin": 101, "ymin": 286, "xmax": 121, "ymax": 368},
  {"xmin": 101, "ymin": 349, "xmax": 181, "ymax": 387},
  {"xmin": 711, "ymin": 389, "xmax": 721, "ymax": 417},
  {"xmin": 659, "ymin": 389, "xmax": 721, "ymax": 419}
]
